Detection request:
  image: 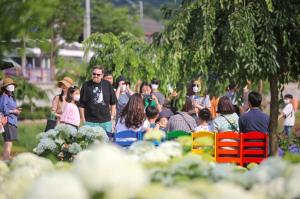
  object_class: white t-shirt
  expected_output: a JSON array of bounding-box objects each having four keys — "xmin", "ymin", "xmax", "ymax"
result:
[{"xmin": 283, "ymin": 103, "xmax": 295, "ymax": 126}]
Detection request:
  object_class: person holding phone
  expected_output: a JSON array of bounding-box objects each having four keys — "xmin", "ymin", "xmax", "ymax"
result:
[
  {"xmin": 188, "ymin": 79, "xmax": 211, "ymax": 110},
  {"xmin": 0, "ymin": 78, "xmax": 21, "ymax": 161},
  {"xmin": 139, "ymin": 81, "xmax": 161, "ymax": 111},
  {"xmin": 115, "ymin": 76, "xmax": 134, "ymax": 123}
]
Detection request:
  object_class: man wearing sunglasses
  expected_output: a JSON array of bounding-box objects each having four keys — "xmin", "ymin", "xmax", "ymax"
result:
[{"xmin": 79, "ymin": 66, "xmax": 117, "ymax": 133}]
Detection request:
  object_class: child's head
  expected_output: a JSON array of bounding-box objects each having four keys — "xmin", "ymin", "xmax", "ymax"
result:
[
  {"xmin": 66, "ymin": 86, "xmax": 80, "ymax": 103},
  {"xmin": 145, "ymin": 106, "xmax": 159, "ymax": 121},
  {"xmin": 284, "ymin": 94, "xmax": 293, "ymax": 104},
  {"xmin": 198, "ymin": 108, "xmax": 211, "ymax": 123}
]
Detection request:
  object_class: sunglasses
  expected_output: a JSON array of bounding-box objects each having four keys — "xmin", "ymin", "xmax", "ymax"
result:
[
  {"xmin": 192, "ymin": 84, "xmax": 200, "ymax": 87},
  {"xmin": 121, "ymin": 82, "xmax": 126, "ymax": 85},
  {"xmin": 93, "ymin": 73, "xmax": 103, "ymax": 77}
]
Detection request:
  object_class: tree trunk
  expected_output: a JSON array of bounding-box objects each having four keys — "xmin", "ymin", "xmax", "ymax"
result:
[
  {"xmin": 269, "ymin": 75, "xmax": 279, "ymax": 155},
  {"xmin": 258, "ymin": 80, "xmax": 263, "ymax": 94},
  {"xmin": 50, "ymin": 32, "xmax": 56, "ymax": 81},
  {"xmin": 21, "ymin": 37, "xmax": 26, "ymax": 77}
]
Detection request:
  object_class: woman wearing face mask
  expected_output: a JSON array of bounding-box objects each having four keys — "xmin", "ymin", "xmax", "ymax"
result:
[
  {"xmin": 188, "ymin": 79, "xmax": 211, "ymax": 111},
  {"xmin": 51, "ymin": 77, "xmax": 74, "ymax": 123},
  {"xmin": 151, "ymin": 79, "xmax": 165, "ymax": 106},
  {"xmin": 60, "ymin": 86, "xmax": 81, "ymax": 130},
  {"xmin": 0, "ymin": 78, "xmax": 21, "ymax": 161},
  {"xmin": 115, "ymin": 76, "xmax": 134, "ymax": 124}
]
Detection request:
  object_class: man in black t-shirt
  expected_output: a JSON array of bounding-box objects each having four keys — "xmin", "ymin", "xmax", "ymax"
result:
[{"xmin": 79, "ymin": 66, "xmax": 117, "ymax": 132}]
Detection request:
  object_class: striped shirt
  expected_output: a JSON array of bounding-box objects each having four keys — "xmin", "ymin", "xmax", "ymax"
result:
[{"xmin": 167, "ymin": 112, "xmax": 197, "ymax": 132}]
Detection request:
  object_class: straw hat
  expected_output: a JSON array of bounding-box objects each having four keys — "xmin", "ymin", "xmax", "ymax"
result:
[
  {"xmin": 1, "ymin": 77, "xmax": 17, "ymax": 89},
  {"xmin": 57, "ymin": 77, "xmax": 74, "ymax": 88}
]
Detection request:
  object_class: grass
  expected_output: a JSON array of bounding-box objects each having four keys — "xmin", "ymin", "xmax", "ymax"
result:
[{"xmin": 0, "ymin": 121, "xmax": 45, "ymax": 155}]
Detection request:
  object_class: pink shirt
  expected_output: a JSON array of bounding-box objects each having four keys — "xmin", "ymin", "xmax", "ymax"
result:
[{"xmin": 60, "ymin": 103, "xmax": 80, "ymax": 127}]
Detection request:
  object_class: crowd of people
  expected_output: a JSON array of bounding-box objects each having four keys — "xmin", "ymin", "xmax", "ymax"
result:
[{"xmin": 0, "ymin": 65, "xmax": 298, "ymax": 161}]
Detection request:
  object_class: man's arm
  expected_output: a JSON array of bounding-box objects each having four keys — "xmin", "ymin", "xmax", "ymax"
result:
[
  {"xmin": 80, "ymin": 108, "xmax": 86, "ymax": 123},
  {"xmin": 111, "ymin": 105, "xmax": 116, "ymax": 120}
]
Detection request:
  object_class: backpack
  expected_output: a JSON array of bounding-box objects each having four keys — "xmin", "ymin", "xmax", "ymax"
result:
[{"xmin": 292, "ymin": 99, "xmax": 298, "ymax": 112}]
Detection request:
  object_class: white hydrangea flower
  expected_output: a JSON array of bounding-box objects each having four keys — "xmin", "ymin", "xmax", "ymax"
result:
[
  {"xmin": 55, "ymin": 124, "xmax": 76, "ymax": 138},
  {"xmin": 286, "ymin": 164, "xmax": 300, "ymax": 198},
  {"xmin": 77, "ymin": 126, "xmax": 108, "ymax": 142},
  {"xmin": 129, "ymin": 141, "xmax": 155, "ymax": 156},
  {"xmin": 0, "ymin": 160, "xmax": 9, "ymax": 183},
  {"xmin": 159, "ymin": 187, "xmax": 198, "ymax": 199},
  {"xmin": 68, "ymin": 143, "xmax": 82, "ymax": 154},
  {"xmin": 1, "ymin": 166, "xmax": 48, "ymax": 199},
  {"xmin": 24, "ymin": 172, "xmax": 88, "ymax": 199},
  {"xmin": 10, "ymin": 153, "xmax": 54, "ymax": 173},
  {"xmin": 40, "ymin": 129, "xmax": 59, "ymax": 139},
  {"xmin": 211, "ymin": 163, "xmax": 238, "ymax": 181},
  {"xmin": 158, "ymin": 141, "xmax": 182, "ymax": 158},
  {"xmin": 139, "ymin": 149, "xmax": 171, "ymax": 163},
  {"xmin": 72, "ymin": 144, "xmax": 148, "ymax": 199},
  {"xmin": 210, "ymin": 182, "xmax": 258, "ymax": 199},
  {"xmin": 247, "ymin": 157, "xmax": 288, "ymax": 185},
  {"xmin": 0, "ymin": 193, "xmax": 7, "ymax": 199},
  {"xmin": 266, "ymin": 177, "xmax": 286, "ymax": 198},
  {"xmin": 168, "ymin": 155, "xmax": 211, "ymax": 178},
  {"xmin": 33, "ymin": 138, "xmax": 57, "ymax": 155}
]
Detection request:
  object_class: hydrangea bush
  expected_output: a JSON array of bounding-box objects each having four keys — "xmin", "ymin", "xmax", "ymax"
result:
[
  {"xmin": 1, "ymin": 141, "xmax": 300, "ymax": 199},
  {"xmin": 33, "ymin": 124, "xmax": 109, "ymax": 161}
]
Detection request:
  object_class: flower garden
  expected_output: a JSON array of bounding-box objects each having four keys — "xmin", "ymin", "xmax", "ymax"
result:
[{"xmin": 1, "ymin": 125, "xmax": 300, "ymax": 199}]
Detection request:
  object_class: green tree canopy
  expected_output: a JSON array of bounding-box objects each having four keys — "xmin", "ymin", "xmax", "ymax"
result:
[
  {"xmin": 158, "ymin": 0, "xmax": 300, "ymax": 154},
  {"xmin": 91, "ymin": 1, "xmax": 143, "ymax": 36}
]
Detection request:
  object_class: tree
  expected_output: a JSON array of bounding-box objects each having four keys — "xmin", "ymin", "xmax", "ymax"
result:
[
  {"xmin": 158, "ymin": 0, "xmax": 300, "ymax": 155},
  {"xmin": 0, "ymin": 0, "xmax": 59, "ymax": 75},
  {"xmin": 83, "ymin": 32, "xmax": 157, "ymax": 84},
  {"xmin": 91, "ymin": 1, "xmax": 142, "ymax": 36}
]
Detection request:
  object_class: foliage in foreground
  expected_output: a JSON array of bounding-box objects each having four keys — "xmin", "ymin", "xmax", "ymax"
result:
[{"xmin": 1, "ymin": 141, "xmax": 300, "ymax": 199}]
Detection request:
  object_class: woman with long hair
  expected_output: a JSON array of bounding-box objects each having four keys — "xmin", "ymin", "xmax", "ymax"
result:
[
  {"xmin": 115, "ymin": 93, "xmax": 145, "ymax": 132},
  {"xmin": 0, "ymin": 78, "xmax": 21, "ymax": 161},
  {"xmin": 51, "ymin": 77, "xmax": 74, "ymax": 122}
]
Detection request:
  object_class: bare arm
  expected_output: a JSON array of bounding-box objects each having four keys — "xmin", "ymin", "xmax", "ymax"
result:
[
  {"xmin": 152, "ymin": 95, "xmax": 162, "ymax": 112},
  {"xmin": 111, "ymin": 105, "xmax": 116, "ymax": 120},
  {"xmin": 115, "ymin": 87, "xmax": 121, "ymax": 99},
  {"xmin": 278, "ymin": 112, "xmax": 284, "ymax": 120},
  {"xmin": 80, "ymin": 107, "xmax": 86, "ymax": 123}
]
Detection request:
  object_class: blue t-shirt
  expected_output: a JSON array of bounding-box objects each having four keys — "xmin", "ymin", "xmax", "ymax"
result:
[
  {"xmin": 238, "ymin": 108, "xmax": 269, "ymax": 133},
  {"xmin": 0, "ymin": 94, "xmax": 18, "ymax": 126}
]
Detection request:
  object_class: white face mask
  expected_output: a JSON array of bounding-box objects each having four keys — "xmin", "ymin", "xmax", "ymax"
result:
[
  {"xmin": 73, "ymin": 95, "xmax": 80, "ymax": 102},
  {"xmin": 6, "ymin": 85, "xmax": 15, "ymax": 92},
  {"xmin": 151, "ymin": 84, "xmax": 159, "ymax": 90},
  {"xmin": 284, "ymin": 99, "xmax": 290, "ymax": 104},
  {"xmin": 192, "ymin": 86, "xmax": 199, "ymax": 93}
]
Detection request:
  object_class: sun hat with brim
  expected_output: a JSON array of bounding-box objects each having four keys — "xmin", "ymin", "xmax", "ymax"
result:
[
  {"xmin": 1, "ymin": 77, "xmax": 17, "ymax": 89},
  {"xmin": 57, "ymin": 77, "xmax": 74, "ymax": 88}
]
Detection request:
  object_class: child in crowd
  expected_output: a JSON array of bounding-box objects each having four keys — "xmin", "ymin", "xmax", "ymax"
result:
[
  {"xmin": 194, "ymin": 108, "xmax": 214, "ymax": 132},
  {"xmin": 60, "ymin": 86, "xmax": 81, "ymax": 130},
  {"xmin": 143, "ymin": 106, "xmax": 160, "ymax": 131},
  {"xmin": 279, "ymin": 94, "xmax": 295, "ymax": 136},
  {"xmin": 156, "ymin": 108, "xmax": 174, "ymax": 132}
]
